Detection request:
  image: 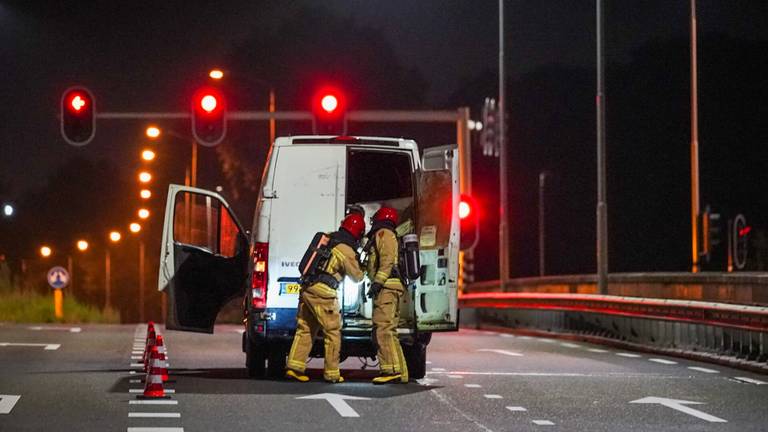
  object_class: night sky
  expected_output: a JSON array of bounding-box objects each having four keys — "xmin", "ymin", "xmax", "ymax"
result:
[{"xmin": 1, "ymin": 1, "xmax": 767, "ymax": 281}]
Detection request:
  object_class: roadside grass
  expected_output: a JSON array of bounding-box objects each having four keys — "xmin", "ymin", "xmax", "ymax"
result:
[{"xmin": 0, "ymin": 291, "xmax": 120, "ymax": 324}]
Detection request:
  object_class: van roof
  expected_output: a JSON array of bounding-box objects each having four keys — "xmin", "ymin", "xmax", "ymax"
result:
[{"xmin": 275, "ymin": 135, "xmax": 417, "ymax": 150}]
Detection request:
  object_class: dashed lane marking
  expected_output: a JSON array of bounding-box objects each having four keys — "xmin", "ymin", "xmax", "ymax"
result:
[
  {"xmin": 476, "ymin": 349, "xmax": 523, "ymax": 357},
  {"xmin": 587, "ymin": 348, "xmax": 609, "ymax": 353},
  {"xmin": 499, "ymin": 334, "xmax": 515, "ymax": 338},
  {"xmin": 649, "ymin": 358, "xmax": 678, "ymax": 365},
  {"xmin": 425, "ymin": 361, "xmax": 432, "ymax": 364},
  {"xmin": 127, "ymin": 428, "xmax": 184, "ymax": 432},
  {"xmin": 616, "ymin": 353, "xmax": 642, "ymax": 358},
  {"xmin": 519, "ymin": 336, "xmax": 532, "ymax": 340},
  {"xmin": 560, "ymin": 342, "xmax": 581, "ymax": 348},
  {"xmin": 28, "ymin": 326, "xmax": 81, "ymax": 333},
  {"xmin": 483, "ymin": 394, "xmax": 502, "ymax": 399},
  {"xmin": 0, "ymin": 343, "xmax": 60, "ymax": 350},
  {"xmin": 130, "ymin": 379, "xmax": 142, "ymax": 384},
  {"xmin": 129, "ymin": 400, "xmax": 178, "ymax": 405},
  {"xmin": 427, "ymin": 371, "xmax": 683, "ymax": 378},
  {"xmin": 131, "ymin": 356, "xmax": 143, "ymax": 360},
  {"xmin": 430, "ymin": 389, "xmax": 494, "ymax": 432},
  {"xmin": 447, "ymin": 375, "xmax": 464, "ymax": 379},
  {"xmin": 128, "ymin": 413, "xmax": 181, "ymax": 418},
  {"xmin": 506, "ymin": 406, "xmax": 527, "ymax": 412},
  {"xmin": 130, "ymin": 363, "xmax": 144, "ymax": 368},
  {"xmin": 464, "ymin": 384, "xmax": 482, "ymax": 388},
  {"xmin": 733, "ymin": 377, "xmax": 767, "ymax": 385},
  {"xmin": 533, "ymin": 420, "xmax": 555, "ymax": 426},
  {"xmin": 0, "ymin": 395, "xmax": 21, "ymax": 414},
  {"xmin": 431, "ymin": 367, "xmax": 446, "ymax": 372},
  {"xmin": 688, "ymin": 367, "xmax": 719, "ymax": 374},
  {"xmin": 538, "ymin": 338, "xmax": 556, "ymax": 343}
]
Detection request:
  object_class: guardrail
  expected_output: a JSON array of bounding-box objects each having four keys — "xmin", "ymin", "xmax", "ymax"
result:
[{"xmin": 460, "ymin": 276, "xmax": 768, "ymax": 372}]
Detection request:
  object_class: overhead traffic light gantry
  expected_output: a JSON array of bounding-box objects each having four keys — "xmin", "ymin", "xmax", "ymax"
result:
[{"xmin": 61, "ymin": 87, "xmax": 96, "ymax": 146}]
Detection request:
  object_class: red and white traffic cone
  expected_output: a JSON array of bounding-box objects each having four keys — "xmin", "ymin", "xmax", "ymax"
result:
[
  {"xmin": 137, "ymin": 352, "xmax": 170, "ymax": 399},
  {"xmin": 152, "ymin": 335, "xmax": 170, "ymax": 382},
  {"xmin": 143, "ymin": 327, "xmax": 157, "ymax": 372}
]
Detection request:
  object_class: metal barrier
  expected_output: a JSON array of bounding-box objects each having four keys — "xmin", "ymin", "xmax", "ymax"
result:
[{"xmin": 460, "ymin": 290, "xmax": 768, "ymax": 372}]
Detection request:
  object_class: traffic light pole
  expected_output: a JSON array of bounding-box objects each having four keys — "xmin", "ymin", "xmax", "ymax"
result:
[{"xmin": 498, "ymin": 0, "xmax": 510, "ymax": 290}]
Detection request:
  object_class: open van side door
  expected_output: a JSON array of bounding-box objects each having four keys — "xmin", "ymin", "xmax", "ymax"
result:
[
  {"xmin": 158, "ymin": 185, "xmax": 249, "ymax": 334},
  {"xmin": 415, "ymin": 145, "xmax": 460, "ymax": 331}
]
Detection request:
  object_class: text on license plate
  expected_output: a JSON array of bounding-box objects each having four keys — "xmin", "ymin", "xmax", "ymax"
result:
[{"xmin": 281, "ymin": 283, "xmax": 301, "ymax": 295}]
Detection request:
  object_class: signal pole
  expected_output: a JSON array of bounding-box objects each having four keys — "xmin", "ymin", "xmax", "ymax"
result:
[
  {"xmin": 498, "ymin": 0, "xmax": 510, "ymax": 289},
  {"xmin": 690, "ymin": 0, "xmax": 701, "ymax": 273},
  {"xmin": 596, "ymin": 0, "xmax": 609, "ymax": 294}
]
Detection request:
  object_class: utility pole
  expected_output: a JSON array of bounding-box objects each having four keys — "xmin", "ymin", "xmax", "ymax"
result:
[
  {"xmin": 690, "ymin": 0, "xmax": 701, "ymax": 273},
  {"xmin": 538, "ymin": 172, "xmax": 548, "ymax": 276},
  {"xmin": 596, "ymin": 0, "xmax": 609, "ymax": 294},
  {"xmin": 104, "ymin": 249, "xmax": 111, "ymax": 310},
  {"xmin": 498, "ymin": 0, "xmax": 510, "ymax": 289},
  {"xmin": 138, "ymin": 240, "xmax": 145, "ymax": 322}
]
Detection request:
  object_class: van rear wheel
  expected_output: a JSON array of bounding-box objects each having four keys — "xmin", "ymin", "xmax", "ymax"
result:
[
  {"xmin": 245, "ymin": 334, "xmax": 266, "ymax": 378},
  {"xmin": 267, "ymin": 347, "xmax": 287, "ymax": 378},
  {"xmin": 403, "ymin": 342, "xmax": 427, "ymax": 379}
]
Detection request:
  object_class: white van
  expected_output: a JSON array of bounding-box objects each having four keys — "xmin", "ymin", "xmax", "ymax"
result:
[{"xmin": 157, "ymin": 135, "xmax": 460, "ymax": 379}]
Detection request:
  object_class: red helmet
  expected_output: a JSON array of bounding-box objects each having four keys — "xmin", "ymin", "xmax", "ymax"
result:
[
  {"xmin": 340, "ymin": 213, "xmax": 365, "ymax": 239},
  {"xmin": 372, "ymin": 207, "xmax": 398, "ymax": 225}
]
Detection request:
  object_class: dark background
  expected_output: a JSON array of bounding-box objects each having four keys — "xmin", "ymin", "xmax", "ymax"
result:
[{"xmin": 1, "ymin": 1, "xmax": 767, "ymax": 320}]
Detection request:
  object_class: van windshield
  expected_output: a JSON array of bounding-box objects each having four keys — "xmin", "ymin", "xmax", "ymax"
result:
[{"xmin": 347, "ymin": 150, "xmax": 413, "ymax": 203}]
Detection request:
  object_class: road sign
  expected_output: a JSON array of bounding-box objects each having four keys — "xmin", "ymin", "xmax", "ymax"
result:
[{"xmin": 47, "ymin": 266, "xmax": 70, "ymax": 290}]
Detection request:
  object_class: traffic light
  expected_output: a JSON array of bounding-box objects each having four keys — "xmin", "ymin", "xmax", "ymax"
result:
[
  {"xmin": 732, "ymin": 214, "xmax": 749, "ymax": 270},
  {"xmin": 191, "ymin": 87, "xmax": 227, "ymax": 146},
  {"xmin": 700, "ymin": 206, "xmax": 721, "ymax": 260},
  {"xmin": 459, "ymin": 194, "xmax": 480, "ymax": 250},
  {"xmin": 312, "ymin": 87, "xmax": 346, "ymax": 135},
  {"xmin": 60, "ymin": 87, "xmax": 95, "ymax": 146},
  {"xmin": 480, "ymin": 97, "xmax": 498, "ymax": 157}
]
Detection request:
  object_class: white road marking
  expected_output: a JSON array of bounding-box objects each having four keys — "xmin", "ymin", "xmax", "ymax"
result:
[
  {"xmin": 499, "ymin": 334, "xmax": 515, "ymax": 338},
  {"xmin": 447, "ymin": 375, "xmax": 464, "ymax": 379},
  {"xmin": 483, "ymin": 394, "xmax": 502, "ymax": 399},
  {"xmin": 129, "ymin": 371, "xmax": 138, "ymax": 375},
  {"xmin": 427, "ymin": 370, "xmax": 682, "ymax": 378},
  {"xmin": 425, "ymin": 361, "xmax": 432, "ymax": 364},
  {"xmin": 733, "ymin": 377, "xmax": 767, "ymax": 385},
  {"xmin": 131, "ymin": 356, "xmax": 143, "ymax": 360},
  {"xmin": 129, "ymin": 400, "xmax": 178, "ymax": 405},
  {"xmin": 464, "ymin": 384, "xmax": 482, "ymax": 388},
  {"xmin": 506, "ymin": 406, "xmax": 527, "ymax": 412},
  {"xmin": 130, "ymin": 379, "xmax": 142, "ymax": 384},
  {"xmin": 416, "ymin": 377, "xmax": 439, "ymax": 386},
  {"xmin": 538, "ymin": 338, "xmax": 556, "ymax": 343},
  {"xmin": 0, "ymin": 342, "xmax": 60, "ymax": 350},
  {"xmin": 127, "ymin": 428, "xmax": 184, "ymax": 432},
  {"xmin": 0, "ymin": 395, "xmax": 21, "ymax": 414},
  {"xmin": 431, "ymin": 367, "xmax": 447, "ymax": 372},
  {"xmin": 132, "ymin": 352, "xmax": 144, "ymax": 355},
  {"xmin": 28, "ymin": 326, "xmax": 81, "ymax": 333},
  {"xmin": 476, "ymin": 349, "xmax": 523, "ymax": 357},
  {"xmin": 533, "ymin": 420, "xmax": 555, "ymax": 426},
  {"xmin": 649, "ymin": 358, "xmax": 678, "ymax": 365},
  {"xmin": 129, "ymin": 389, "xmax": 174, "ymax": 394},
  {"xmin": 130, "ymin": 363, "xmax": 144, "ymax": 368},
  {"xmin": 616, "ymin": 353, "xmax": 642, "ymax": 358},
  {"xmin": 688, "ymin": 367, "xmax": 719, "ymax": 374},
  {"xmin": 630, "ymin": 396, "xmax": 727, "ymax": 423},
  {"xmin": 296, "ymin": 393, "xmax": 370, "ymax": 418},
  {"xmin": 430, "ymin": 389, "xmax": 494, "ymax": 432},
  {"xmin": 128, "ymin": 413, "xmax": 181, "ymax": 418},
  {"xmin": 587, "ymin": 348, "xmax": 609, "ymax": 353},
  {"xmin": 560, "ymin": 342, "xmax": 581, "ymax": 348},
  {"xmin": 519, "ymin": 336, "xmax": 532, "ymax": 340}
]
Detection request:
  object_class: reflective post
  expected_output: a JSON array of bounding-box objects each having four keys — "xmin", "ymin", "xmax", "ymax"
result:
[{"xmin": 54, "ymin": 289, "xmax": 64, "ymax": 319}]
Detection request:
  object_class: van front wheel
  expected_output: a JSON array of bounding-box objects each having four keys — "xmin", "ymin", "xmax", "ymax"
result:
[{"xmin": 403, "ymin": 342, "xmax": 427, "ymax": 379}]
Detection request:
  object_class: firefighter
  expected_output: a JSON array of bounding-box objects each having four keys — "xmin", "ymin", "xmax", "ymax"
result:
[
  {"xmin": 285, "ymin": 213, "xmax": 365, "ymax": 383},
  {"xmin": 365, "ymin": 207, "xmax": 409, "ymax": 384}
]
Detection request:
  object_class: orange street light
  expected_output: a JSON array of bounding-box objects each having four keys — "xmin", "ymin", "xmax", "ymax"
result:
[
  {"xmin": 40, "ymin": 246, "xmax": 52, "ymax": 258},
  {"xmin": 141, "ymin": 149, "xmax": 156, "ymax": 161},
  {"xmin": 140, "ymin": 189, "xmax": 152, "ymax": 199},
  {"xmin": 209, "ymin": 69, "xmax": 224, "ymax": 80},
  {"xmin": 138, "ymin": 171, "xmax": 152, "ymax": 183},
  {"xmin": 76, "ymin": 240, "xmax": 89, "ymax": 251},
  {"xmin": 146, "ymin": 126, "xmax": 161, "ymax": 139},
  {"xmin": 109, "ymin": 231, "xmax": 122, "ymax": 242},
  {"xmin": 129, "ymin": 222, "xmax": 141, "ymax": 233},
  {"xmin": 138, "ymin": 208, "xmax": 150, "ymax": 219}
]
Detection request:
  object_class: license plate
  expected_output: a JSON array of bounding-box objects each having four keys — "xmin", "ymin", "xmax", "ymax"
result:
[{"xmin": 281, "ymin": 282, "xmax": 301, "ymax": 295}]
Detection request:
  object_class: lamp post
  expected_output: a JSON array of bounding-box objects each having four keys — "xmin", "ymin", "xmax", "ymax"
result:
[{"xmin": 105, "ymin": 231, "xmax": 121, "ymax": 310}]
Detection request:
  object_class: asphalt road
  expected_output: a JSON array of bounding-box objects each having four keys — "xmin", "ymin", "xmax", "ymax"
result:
[{"xmin": 0, "ymin": 323, "xmax": 766, "ymax": 431}]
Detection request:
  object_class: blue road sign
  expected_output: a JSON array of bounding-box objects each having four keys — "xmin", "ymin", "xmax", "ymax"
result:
[{"xmin": 47, "ymin": 266, "xmax": 70, "ymax": 290}]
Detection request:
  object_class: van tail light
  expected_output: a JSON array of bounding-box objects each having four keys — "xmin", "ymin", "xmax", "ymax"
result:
[{"xmin": 251, "ymin": 242, "xmax": 268, "ymax": 309}]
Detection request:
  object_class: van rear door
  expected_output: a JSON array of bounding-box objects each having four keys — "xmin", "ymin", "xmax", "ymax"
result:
[
  {"xmin": 158, "ymin": 185, "xmax": 249, "ymax": 333},
  {"xmin": 415, "ymin": 145, "xmax": 460, "ymax": 331}
]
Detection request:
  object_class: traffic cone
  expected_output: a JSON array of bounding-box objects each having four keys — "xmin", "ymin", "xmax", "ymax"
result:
[
  {"xmin": 137, "ymin": 360, "xmax": 170, "ymax": 399},
  {"xmin": 143, "ymin": 329, "xmax": 157, "ymax": 372},
  {"xmin": 152, "ymin": 335, "xmax": 170, "ymax": 382}
]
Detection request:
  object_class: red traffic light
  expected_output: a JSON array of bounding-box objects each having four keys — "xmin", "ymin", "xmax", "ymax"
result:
[
  {"xmin": 459, "ymin": 194, "xmax": 479, "ymax": 250},
  {"xmin": 60, "ymin": 87, "xmax": 96, "ymax": 146},
  {"xmin": 320, "ymin": 94, "xmax": 338, "ymax": 114},
  {"xmin": 191, "ymin": 87, "xmax": 227, "ymax": 147},
  {"xmin": 459, "ymin": 199, "xmax": 472, "ymax": 220},
  {"xmin": 200, "ymin": 94, "xmax": 218, "ymax": 113}
]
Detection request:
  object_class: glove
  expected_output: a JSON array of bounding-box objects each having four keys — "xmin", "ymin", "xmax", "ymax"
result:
[{"xmin": 367, "ymin": 282, "xmax": 383, "ymax": 299}]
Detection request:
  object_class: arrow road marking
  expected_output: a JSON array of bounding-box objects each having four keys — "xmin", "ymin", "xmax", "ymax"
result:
[
  {"xmin": 630, "ymin": 397, "xmax": 727, "ymax": 423},
  {"xmin": 476, "ymin": 349, "xmax": 523, "ymax": 357},
  {"xmin": 0, "ymin": 343, "xmax": 60, "ymax": 350},
  {"xmin": 0, "ymin": 395, "xmax": 21, "ymax": 414},
  {"xmin": 296, "ymin": 393, "xmax": 370, "ymax": 418}
]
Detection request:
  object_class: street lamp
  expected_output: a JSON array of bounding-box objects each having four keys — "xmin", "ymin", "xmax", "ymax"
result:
[
  {"xmin": 146, "ymin": 125, "xmax": 161, "ymax": 139},
  {"xmin": 209, "ymin": 69, "xmax": 224, "ymax": 80},
  {"xmin": 140, "ymin": 189, "xmax": 152, "ymax": 199},
  {"xmin": 109, "ymin": 231, "xmax": 122, "ymax": 242},
  {"xmin": 138, "ymin": 208, "xmax": 150, "ymax": 219},
  {"xmin": 141, "ymin": 149, "xmax": 156, "ymax": 161},
  {"xmin": 105, "ymin": 231, "xmax": 121, "ymax": 310},
  {"xmin": 129, "ymin": 222, "xmax": 141, "ymax": 233},
  {"xmin": 40, "ymin": 246, "xmax": 52, "ymax": 258},
  {"xmin": 76, "ymin": 240, "xmax": 89, "ymax": 252},
  {"xmin": 138, "ymin": 171, "xmax": 152, "ymax": 183},
  {"xmin": 2, "ymin": 204, "xmax": 13, "ymax": 217}
]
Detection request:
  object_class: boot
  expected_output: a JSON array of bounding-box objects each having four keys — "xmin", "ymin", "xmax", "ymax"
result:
[
  {"xmin": 372, "ymin": 373, "xmax": 403, "ymax": 384},
  {"xmin": 285, "ymin": 369, "xmax": 310, "ymax": 382}
]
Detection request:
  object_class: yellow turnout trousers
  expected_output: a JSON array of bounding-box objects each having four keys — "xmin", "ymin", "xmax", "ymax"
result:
[
  {"xmin": 286, "ymin": 285, "xmax": 342, "ymax": 381},
  {"xmin": 373, "ymin": 286, "xmax": 408, "ymax": 382}
]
